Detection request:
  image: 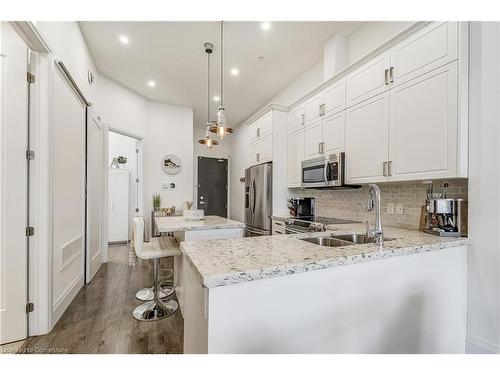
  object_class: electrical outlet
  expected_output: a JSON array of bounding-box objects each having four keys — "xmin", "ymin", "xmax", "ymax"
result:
[
  {"xmin": 395, "ymin": 203, "xmax": 404, "ymax": 215},
  {"xmin": 387, "ymin": 203, "xmax": 395, "ymax": 214}
]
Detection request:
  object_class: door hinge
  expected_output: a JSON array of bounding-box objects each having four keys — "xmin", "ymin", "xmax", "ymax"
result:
[
  {"xmin": 26, "ymin": 150, "xmax": 35, "ymax": 160},
  {"xmin": 26, "ymin": 302, "xmax": 34, "ymax": 313},
  {"xmin": 27, "ymin": 72, "xmax": 35, "ymax": 84},
  {"xmin": 26, "ymin": 226, "xmax": 35, "ymax": 236}
]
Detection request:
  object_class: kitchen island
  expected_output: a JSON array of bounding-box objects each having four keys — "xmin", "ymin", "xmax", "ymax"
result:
[
  {"xmin": 179, "ymin": 223, "xmax": 469, "ymax": 354},
  {"xmin": 153, "ymin": 215, "xmax": 245, "ymax": 316}
]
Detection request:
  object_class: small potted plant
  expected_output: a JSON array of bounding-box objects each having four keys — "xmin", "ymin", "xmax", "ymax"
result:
[
  {"xmin": 117, "ymin": 156, "xmax": 127, "ymax": 167},
  {"xmin": 152, "ymin": 193, "xmax": 161, "ymax": 212}
]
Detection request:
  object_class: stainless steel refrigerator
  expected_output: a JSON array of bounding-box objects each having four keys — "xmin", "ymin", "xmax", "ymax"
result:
[{"xmin": 244, "ymin": 162, "xmax": 272, "ymax": 236}]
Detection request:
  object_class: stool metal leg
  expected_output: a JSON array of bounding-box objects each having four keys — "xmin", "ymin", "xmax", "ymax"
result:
[
  {"xmin": 135, "ymin": 268, "xmax": 175, "ymax": 301},
  {"xmin": 133, "ymin": 258, "xmax": 178, "ymax": 322}
]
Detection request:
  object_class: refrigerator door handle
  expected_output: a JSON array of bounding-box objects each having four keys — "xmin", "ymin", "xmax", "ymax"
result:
[{"xmin": 252, "ymin": 178, "xmax": 257, "ymax": 215}]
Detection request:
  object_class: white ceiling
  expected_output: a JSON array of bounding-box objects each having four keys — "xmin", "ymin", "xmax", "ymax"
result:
[{"xmin": 79, "ymin": 21, "xmax": 362, "ymax": 128}]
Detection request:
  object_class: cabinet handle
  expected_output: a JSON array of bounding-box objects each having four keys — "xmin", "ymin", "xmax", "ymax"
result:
[
  {"xmin": 256, "ymin": 153, "xmax": 260, "ymax": 162},
  {"xmin": 257, "ymin": 128, "xmax": 260, "ymax": 137},
  {"xmin": 389, "ymin": 67, "xmax": 394, "ymax": 83},
  {"xmin": 321, "ymin": 104, "xmax": 326, "ymax": 116},
  {"xmin": 301, "ymin": 114, "xmax": 305, "ymax": 125},
  {"xmin": 384, "ymin": 69, "xmax": 389, "ymax": 85},
  {"xmin": 318, "ymin": 143, "xmax": 322, "ymax": 154},
  {"xmin": 383, "ymin": 161, "xmax": 388, "ymax": 177},
  {"xmin": 318, "ymin": 105, "xmax": 322, "ymax": 117},
  {"xmin": 388, "ymin": 160, "xmax": 393, "ymax": 176}
]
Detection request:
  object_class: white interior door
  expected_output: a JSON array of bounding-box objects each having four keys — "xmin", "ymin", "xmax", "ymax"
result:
[
  {"xmin": 0, "ymin": 22, "xmax": 28, "ymax": 344},
  {"xmin": 86, "ymin": 108, "xmax": 103, "ymax": 283}
]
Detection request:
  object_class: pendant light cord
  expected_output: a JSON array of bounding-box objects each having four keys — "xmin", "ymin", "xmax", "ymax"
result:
[
  {"xmin": 207, "ymin": 47, "xmax": 211, "ymax": 129},
  {"xmin": 220, "ymin": 20, "xmax": 224, "ymax": 108}
]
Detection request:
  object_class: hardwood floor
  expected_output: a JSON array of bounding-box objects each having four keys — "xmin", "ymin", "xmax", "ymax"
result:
[{"xmin": 17, "ymin": 245, "xmax": 184, "ymax": 354}]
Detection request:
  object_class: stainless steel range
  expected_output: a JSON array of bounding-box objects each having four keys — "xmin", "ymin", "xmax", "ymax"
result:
[{"xmin": 284, "ymin": 216, "xmax": 360, "ymax": 234}]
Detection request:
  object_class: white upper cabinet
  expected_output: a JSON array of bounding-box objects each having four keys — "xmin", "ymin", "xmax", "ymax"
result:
[
  {"xmin": 249, "ymin": 111, "xmax": 273, "ymax": 143},
  {"xmin": 346, "ymin": 50, "xmax": 391, "ymax": 107},
  {"xmin": 390, "ymin": 22, "xmax": 458, "ymax": 87},
  {"xmin": 388, "ymin": 61, "xmax": 458, "ymax": 181},
  {"xmin": 323, "ymin": 78, "xmax": 346, "ymax": 117},
  {"xmin": 304, "ymin": 92, "xmax": 323, "ymax": 125},
  {"xmin": 345, "ymin": 92, "xmax": 390, "ymax": 184},
  {"xmin": 322, "ymin": 111, "xmax": 345, "ymax": 155},
  {"xmin": 288, "ymin": 104, "xmax": 304, "ymax": 134},
  {"xmin": 287, "ymin": 129, "xmax": 304, "ymax": 188},
  {"xmin": 304, "ymin": 118, "xmax": 323, "ymax": 160}
]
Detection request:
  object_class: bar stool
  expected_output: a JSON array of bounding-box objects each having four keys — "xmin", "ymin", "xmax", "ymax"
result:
[{"xmin": 132, "ymin": 216, "xmax": 181, "ymax": 322}]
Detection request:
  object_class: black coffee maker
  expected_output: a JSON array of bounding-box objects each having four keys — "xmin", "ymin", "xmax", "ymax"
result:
[{"xmin": 288, "ymin": 197, "xmax": 315, "ymax": 218}]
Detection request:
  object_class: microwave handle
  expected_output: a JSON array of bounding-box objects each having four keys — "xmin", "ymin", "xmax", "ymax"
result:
[{"xmin": 323, "ymin": 161, "xmax": 329, "ymax": 184}]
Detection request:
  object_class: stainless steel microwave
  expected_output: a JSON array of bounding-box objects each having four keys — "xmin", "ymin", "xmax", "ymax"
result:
[{"xmin": 301, "ymin": 152, "xmax": 357, "ymax": 189}]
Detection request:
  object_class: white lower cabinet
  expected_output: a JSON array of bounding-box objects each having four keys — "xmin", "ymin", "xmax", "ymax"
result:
[
  {"xmin": 388, "ymin": 61, "xmax": 458, "ymax": 181},
  {"xmin": 345, "ymin": 92, "xmax": 390, "ymax": 184},
  {"xmin": 287, "ymin": 129, "xmax": 304, "ymax": 188},
  {"xmin": 304, "ymin": 118, "xmax": 323, "ymax": 160}
]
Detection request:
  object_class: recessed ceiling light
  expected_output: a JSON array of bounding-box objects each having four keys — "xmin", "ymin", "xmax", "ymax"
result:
[
  {"xmin": 213, "ymin": 96, "xmax": 220, "ymax": 102},
  {"xmin": 230, "ymin": 68, "xmax": 239, "ymax": 76},
  {"xmin": 257, "ymin": 56, "xmax": 265, "ymax": 61},
  {"xmin": 147, "ymin": 80, "xmax": 156, "ymax": 87},
  {"xmin": 119, "ymin": 35, "xmax": 129, "ymax": 45},
  {"xmin": 261, "ymin": 22, "xmax": 271, "ymax": 31}
]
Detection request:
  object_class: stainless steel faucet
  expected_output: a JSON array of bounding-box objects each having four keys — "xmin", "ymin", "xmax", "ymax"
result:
[{"xmin": 366, "ymin": 184, "xmax": 383, "ymax": 245}]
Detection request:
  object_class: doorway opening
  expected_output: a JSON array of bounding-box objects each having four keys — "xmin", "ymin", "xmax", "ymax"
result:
[
  {"xmin": 197, "ymin": 157, "xmax": 228, "ymax": 217},
  {"xmin": 107, "ymin": 130, "xmax": 143, "ymax": 245}
]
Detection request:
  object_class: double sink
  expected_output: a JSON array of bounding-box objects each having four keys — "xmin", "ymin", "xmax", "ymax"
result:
[{"xmin": 301, "ymin": 233, "xmax": 395, "ymax": 247}]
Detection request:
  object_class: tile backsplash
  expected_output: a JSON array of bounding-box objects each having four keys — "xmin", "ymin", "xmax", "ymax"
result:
[{"xmin": 300, "ymin": 180, "xmax": 468, "ymax": 230}]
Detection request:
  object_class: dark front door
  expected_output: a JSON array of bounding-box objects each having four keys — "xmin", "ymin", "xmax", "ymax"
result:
[{"xmin": 197, "ymin": 157, "xmax": 228, "ymax": 217}]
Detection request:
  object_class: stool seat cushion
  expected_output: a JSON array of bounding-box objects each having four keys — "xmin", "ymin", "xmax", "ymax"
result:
[{"xmin": 140, "ymin": 237, "xmax": 182, "ymax": 260}]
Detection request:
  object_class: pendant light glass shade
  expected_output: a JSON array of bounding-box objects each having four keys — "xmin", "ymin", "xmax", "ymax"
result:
[
  {"xmin": 197, "ymin": 42, "xmax": 219, "ymax": 149},
  {"xmin": 209, "ymin": 21, "xmax": 234, "ymax": 139}
]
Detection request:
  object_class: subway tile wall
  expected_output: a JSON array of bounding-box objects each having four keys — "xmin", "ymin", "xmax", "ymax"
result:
[{"xmin": 299, "ymin": 180, "xmax": 468, "ymax": 230}]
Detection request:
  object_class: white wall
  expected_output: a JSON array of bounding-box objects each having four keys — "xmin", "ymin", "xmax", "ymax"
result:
[
  {"xmin": 148, "ymin": 100, "xmax": 194, "ymax": 213},
  {"xmin": 95, "ymin": 74, "xmax": 149, "ymax": 136},
  {"xmin": 466, "ymin": 22, "xmax": 500, "ymax": 354},
  {"xmin": 228, "ymin": 125, "xmax": 249, "ymax": 222},
  {"xmin": 347, "ymin": 21, "xmax": 414, "ymax": 63},
  {"xmin": 35, "ymin": 22, "xmax": 97, "ymax": 103},
  {"xmin": 108, "ymin": 131, "xmax": 138, "ymax": 240}
]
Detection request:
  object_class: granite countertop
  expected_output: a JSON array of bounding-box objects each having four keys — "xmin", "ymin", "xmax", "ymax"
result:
[
  {"xmin": 155, "ymin": 215, "xmax": 245, "ymax": 233},
  {"xmin": 180, "ymin": 223, "xmax": 470, "ymax": 288}
]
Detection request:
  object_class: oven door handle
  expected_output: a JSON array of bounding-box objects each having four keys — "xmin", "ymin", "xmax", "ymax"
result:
[{"xmin": 323, "ymin": 161, "xmax": 329, "ymax": 185}]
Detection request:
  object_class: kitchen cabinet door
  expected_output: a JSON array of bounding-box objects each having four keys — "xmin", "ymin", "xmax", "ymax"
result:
[
  {"xmin": 304, "ymin": 92, "xmax": 323, "ymax": 125},
  {"xmin": 345, "ymin": 92, "xmax": 390, "ymax": 184},
  {"xmin": 257, "ymin": 111, "xmax": 273, "ymax": 138},
  {"xmin": 322, "ymin": 110, "xmax": 345, "ymax": 155},
  {"xmin": 388, "ymin": 61, "xmax": 458, "ymax": 181},
  {"xmin": 346, "ymin": 50, "xmax": 390, "ymax": 107},
  {"xmin": 288, "ymin": 104, "xmax": 304, "ymax": 134},
  {"xmin": 248, "ymin": 120, "xmax": 259, "ymax": 143},
  {"xmin": 248, "ymin": 140, "xmax": 260, "ymax": 166},
  {"xmin": 323, "ymin": 78, "xmax": 346, "ymax": 117},
  {"xmin": 304, "ymin": 118, "xmax": 323, "ymax": 160},
  {"xmin": 287, "ymin": 129, "xmax": 304, "ymax": 188},
  {"xmin": 259, "ymin": 134, "xmax": 273, "ymax": 163},
  {"xmin": 390, "ymin": 22, "xmax": 458, "ymax": 87}
]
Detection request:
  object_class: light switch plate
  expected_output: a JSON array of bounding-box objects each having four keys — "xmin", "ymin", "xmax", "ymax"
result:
[
  {"xmin": 395, "ymin": 203, "xmax": 404, "ymax": 215},
  {"xmin": 387, "ymin": 203, "xmax": 395, "ymax": 214},
  {"xmin": 162, "ymin": 182, "xmax": 170, "ymax": 189}
]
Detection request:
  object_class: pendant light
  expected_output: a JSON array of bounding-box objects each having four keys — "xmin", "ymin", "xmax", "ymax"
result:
[
  {"xmin": 210, "ymin": 21, "xmax": 234, "ymax": 139},
  {"xmin": 198, "ymin": 42, "xmax": 219, "ymax": 149}
]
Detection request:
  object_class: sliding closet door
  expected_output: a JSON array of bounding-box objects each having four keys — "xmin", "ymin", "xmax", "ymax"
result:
[{"xmin": 51, "ymin": 63, "xmax": 85, "ymax": 323}]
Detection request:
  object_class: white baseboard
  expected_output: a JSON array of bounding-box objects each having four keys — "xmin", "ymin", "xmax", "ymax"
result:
[
  {"xmin": 51, "ymin": 274, "xmax": 83, "ymax": 328},
  {"xmin": 466, "ymin": 334, "xmax": 500, "ymax": 354}
]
